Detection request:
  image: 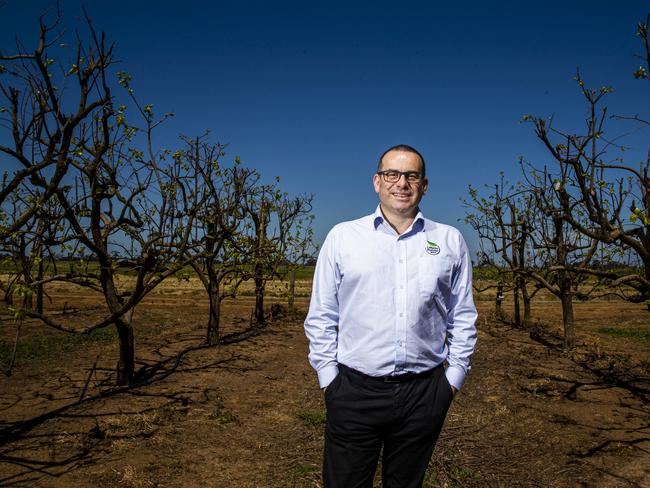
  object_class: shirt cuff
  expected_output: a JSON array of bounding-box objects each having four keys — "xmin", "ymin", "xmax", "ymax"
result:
[
  {"xmin": 317, "ymin": 364, "xmax": 339, "ymax": 389},
  {"xmin": 445, "ymin": 364, "xmax": 466, "ymax": 391}
]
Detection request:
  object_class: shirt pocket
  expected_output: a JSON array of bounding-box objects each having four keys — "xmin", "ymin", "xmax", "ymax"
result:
[{"xmin": 417, "ymin": 256, "xmax": 451, "ymax": 322}]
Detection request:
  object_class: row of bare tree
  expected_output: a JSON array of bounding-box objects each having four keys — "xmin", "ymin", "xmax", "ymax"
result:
[
  {"xmin": 0, "ymin": 12, "xmax": 313, "ymax": 384},
  {"xmin": 465, "ymin": 15, "xmax": 650, "ymax": 348}
]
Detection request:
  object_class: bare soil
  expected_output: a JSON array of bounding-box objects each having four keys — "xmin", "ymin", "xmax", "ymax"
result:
[{"xmin": 0, "ymin": 282, "xmax": 649, "ymax": 487}]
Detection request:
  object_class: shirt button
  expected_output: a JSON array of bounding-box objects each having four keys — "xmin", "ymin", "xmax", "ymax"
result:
[
  {"xmin": 399, "ymin": 312, "xmax": 403, "ymax": 317},
  {"xmin": 399, "ymin": 259, "xmax": 403, "ymax": 263}
]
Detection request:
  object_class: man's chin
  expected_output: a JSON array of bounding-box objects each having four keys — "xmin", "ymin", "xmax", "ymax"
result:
[
  {"xmin": 392, "ymin": 205, "xmax": 417, "ymax": 215},
  {"xmin": 390, "ymin": 198, "xmax": 414, "ymax": 208}
]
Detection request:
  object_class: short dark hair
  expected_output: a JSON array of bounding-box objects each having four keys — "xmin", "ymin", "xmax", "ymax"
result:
[{"xmin": 377, "ymin": 144, "xmax": 426, "ymax": 177}]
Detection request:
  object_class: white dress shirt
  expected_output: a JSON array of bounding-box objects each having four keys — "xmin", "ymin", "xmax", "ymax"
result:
[{"xmin": 304, "ymin": 206, "xmax": 478, "ymax": 390}]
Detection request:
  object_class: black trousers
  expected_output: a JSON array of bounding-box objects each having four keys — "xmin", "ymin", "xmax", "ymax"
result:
[{"xmin": 323, "ymin": 363, "xmax": 454, "ymax": 488}]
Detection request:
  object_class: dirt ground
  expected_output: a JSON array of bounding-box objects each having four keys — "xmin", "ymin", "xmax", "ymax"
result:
[{"xmin": 0, "ymin": 281, "xmax": 649, "ymax": 487}]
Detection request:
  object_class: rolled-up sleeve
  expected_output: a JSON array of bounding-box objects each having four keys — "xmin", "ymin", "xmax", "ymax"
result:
[
  {"xmin": 444, "ymin": 232, "xmax": 478, "ymax": 390},
  {"xmin": 304, "ymin": 229, "xmax": 341, "ymax": 388}
]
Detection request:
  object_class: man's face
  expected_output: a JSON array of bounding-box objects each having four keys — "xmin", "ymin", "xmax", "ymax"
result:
[{"xmin": 373, "ymin": 150, "xmax": 428, "ymax": 218}]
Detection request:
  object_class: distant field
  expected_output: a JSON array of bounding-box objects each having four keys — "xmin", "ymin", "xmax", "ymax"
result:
[{"xmin": 0, "ymin": 259, "xmax": 316, "ymax": 279}]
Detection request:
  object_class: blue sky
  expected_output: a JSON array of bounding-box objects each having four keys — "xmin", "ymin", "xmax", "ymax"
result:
[{"xmin": 2, "ymin": 1, "xmax": 649, "ymax": 254}]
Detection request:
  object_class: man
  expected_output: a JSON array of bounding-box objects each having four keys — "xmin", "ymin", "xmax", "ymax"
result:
[{"xmin": 304, "ymin": 144, "xmax": 478, "ymax": 488}]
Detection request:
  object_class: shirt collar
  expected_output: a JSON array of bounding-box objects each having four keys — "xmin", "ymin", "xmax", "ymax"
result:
[
  {"xmin": 373, "ymin": 205, "xmax": 425, "ymax": 234},
  {"xmin": 372, "ymin": 205, "xmax": 384, "ymax": 229}
]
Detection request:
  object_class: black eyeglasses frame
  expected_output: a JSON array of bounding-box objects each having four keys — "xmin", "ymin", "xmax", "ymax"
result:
[{"xmin": 376, "ymin": 169, "xmax": 423, "ymax": 183}]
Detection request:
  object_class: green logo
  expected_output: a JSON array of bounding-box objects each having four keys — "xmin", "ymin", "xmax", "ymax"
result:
[{"xmin": 425, "ymin": 240, "xmax": 440, "ymax": 255}]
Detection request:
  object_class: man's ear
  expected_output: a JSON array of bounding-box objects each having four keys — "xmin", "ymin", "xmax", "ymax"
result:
[
  {"xmin": 373, "ymin": 173, "xmax": 381, "ymax": 194},
  {"xmin": 422, "ymin": 176, "xmax": 429, "ymax": 194}
]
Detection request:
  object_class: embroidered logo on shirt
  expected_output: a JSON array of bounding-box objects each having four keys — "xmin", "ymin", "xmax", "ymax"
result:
[{"xmin": 425, "ymin": 240, "xmax": 440, "ymax": 255}]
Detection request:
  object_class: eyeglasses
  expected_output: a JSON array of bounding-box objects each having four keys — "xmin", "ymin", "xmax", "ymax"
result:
[{"xmin": 377, "ymin": 169, "xmax": 423, "ymax": 183}]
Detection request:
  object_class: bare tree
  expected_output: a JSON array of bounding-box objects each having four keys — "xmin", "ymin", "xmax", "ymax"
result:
[
  {"xmin": 465, "ymin": 177, "xmax": 537, "ymax": 328},
  {"xmin": 516, "ymin": 15, "xmax": 650, "ymax": 311},
  {"xmin": 466, "ymin": 166, "xmax": 597, "ymax": 347},
  {"xmin": 1, "ymin": 7, "xmax": 316, "ymax": 383},
  {"xmin": 521, "ymin": 165, "xmax": 598, "ymax": 347},
  {"xmin": 528, "ymin": 86, "xmax": 649, "ymax": 307},
  {"xmin": 178, "ymin": 135, "xmax": 259, "ymax": 345},
  {"xmin": 241, "ymin": 182, "xmax": 313, "ymax": 325},
  {"xmin": 0, "ymin": 8, "xmax": 112, "ymax": 240},
  {"xmin": 1, "ymin": 11, "xmax": 201, "ymax": 384},
  {"xmin": 179, "ymin": 136, "xmax": 314, "ymax": 342}
]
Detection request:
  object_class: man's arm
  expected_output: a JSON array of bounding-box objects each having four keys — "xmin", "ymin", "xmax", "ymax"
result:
[
  {"xmin": 304, "ymin": 230, "xmax": 341, "ymax": 389},
  {"xmin": 444, "ymin": 232, "xmax": 478, "ymax": 392}
]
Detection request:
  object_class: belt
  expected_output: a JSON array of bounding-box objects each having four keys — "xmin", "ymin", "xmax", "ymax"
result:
[{"xmin": 339, "ymin": 363, "xmax": 442, "ymax": 383}]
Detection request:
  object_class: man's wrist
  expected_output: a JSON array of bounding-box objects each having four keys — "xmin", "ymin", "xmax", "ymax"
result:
[
  {"xmin": 317, "ymin": 364, "xmax": 339, "ymax": 389},
  {"xmin": 445, "ymin": 365, "xmax": 466, "ymax": 391}
]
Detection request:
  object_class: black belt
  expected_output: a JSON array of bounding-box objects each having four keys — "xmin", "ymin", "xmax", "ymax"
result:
[{"xmin": 339, "ymin": 363, "xmax": 442, "ymax": 383}]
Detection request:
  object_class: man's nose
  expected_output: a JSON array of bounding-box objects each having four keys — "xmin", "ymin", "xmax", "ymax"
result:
[{"xmin": 395, "ymin": 173, "xmax": 409, "ymax": 187}]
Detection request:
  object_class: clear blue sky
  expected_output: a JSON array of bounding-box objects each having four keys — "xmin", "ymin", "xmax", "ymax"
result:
[{"xmin": 2, "ymin": 1, "xmax": 649, "ymax": 255}]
